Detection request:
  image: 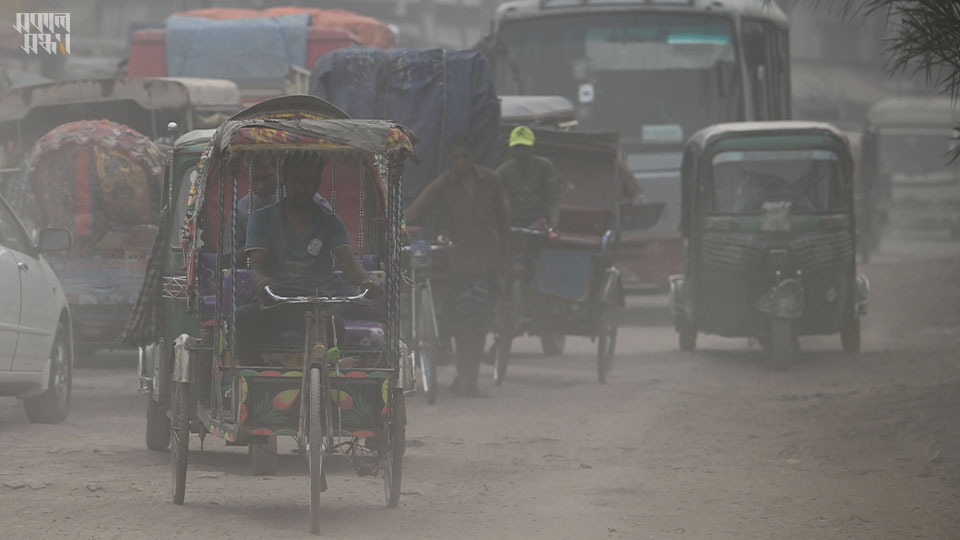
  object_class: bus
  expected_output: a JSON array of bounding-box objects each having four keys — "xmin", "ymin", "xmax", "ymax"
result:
[{"xmin": 481, "ymin": 0, "xmax": 790, "ymax": 289}]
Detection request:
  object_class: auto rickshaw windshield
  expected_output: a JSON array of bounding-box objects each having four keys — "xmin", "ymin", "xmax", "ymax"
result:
[
  {"xmin": 709, "ymin": 149, "xmax": 845, "ymax": 214},
  {"xmin": 877, "ymin": 130, "xmax": 957, "ymax": 177}
]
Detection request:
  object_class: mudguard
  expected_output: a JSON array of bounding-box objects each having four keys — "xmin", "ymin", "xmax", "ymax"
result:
[
  {"xmin": 668, "ymin": 274, "xmax": 685, "ymax": 316},
  {"xmin": 600, "ymin": 266, "xmax": 624, "ymax": 306},
  {"xmin": 172, "ymin": 334, "xmax": 199, "ymax": 383},
  {"xmin": 755, "ymin": 278, "xmax": 805, "ymax": 318}
]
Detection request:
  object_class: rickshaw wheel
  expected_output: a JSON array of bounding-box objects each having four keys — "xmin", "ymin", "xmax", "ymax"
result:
[
  {"xmin": 170, "ymin": 381, "xmax": 189, "ymax": 505},
  {"xmin": 308, "ymin": 366, "xmax": 326, "ymax": 534},
  {"xmin": 249, "ymin": 435, "xmax": 278, "ymax": 476},
  {"xmin": 418, "ymin": 290, "xmax": 439, "ymax": 405},
  {"xmin": 540, "ymin": 334, "xmax": 566, "ymax": 356},
  {"xmin": 383, "ymin": 388, "xmax": 406, "ymax": 508},
  {"xmin": 677, "ymin": 316, "xmax": 697, "ymax": 352},
  {"xmin": 493, "ymin": 337, "xmax": 512, "ymax": 386},
  {"xmin": 770, "ymin": 319, "xmax": 793, "ymax": 371},
  {"xmin": 841, "ymin": 316, "xmax": 861, "ymax": 354}
]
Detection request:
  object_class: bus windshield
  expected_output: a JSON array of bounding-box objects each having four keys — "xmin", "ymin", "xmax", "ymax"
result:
[
  {"xmin": 710, "ymin": 150, "xmax": 845, "ymax": 214},
  {"xmin": 494, "ymin": 12, "xmax": 740, "ymax": 144}
]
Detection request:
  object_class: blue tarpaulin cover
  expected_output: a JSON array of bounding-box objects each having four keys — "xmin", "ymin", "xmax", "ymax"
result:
[
  {"xmin": 165, "ymin": 14, "xmax": 310, "ymax": 82},
  {"xmin": 309, "ymin": 47, "xmax": 501, "ymax": 204}
]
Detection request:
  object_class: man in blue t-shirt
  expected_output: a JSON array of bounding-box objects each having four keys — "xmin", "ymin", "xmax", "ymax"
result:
[{"xmin": 235, "ymin": 153, "xmax": 379, "ymax": 365}]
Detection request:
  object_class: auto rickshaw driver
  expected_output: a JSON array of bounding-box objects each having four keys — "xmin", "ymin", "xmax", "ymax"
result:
[{"xmin": 235, "ymin": 152, "xmax": 381, "ymax": 365}]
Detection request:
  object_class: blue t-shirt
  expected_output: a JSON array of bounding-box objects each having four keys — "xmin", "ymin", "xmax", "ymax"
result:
[{"xmin": 245, "ymin": 198, "xmax": 351, "ymax": 293}]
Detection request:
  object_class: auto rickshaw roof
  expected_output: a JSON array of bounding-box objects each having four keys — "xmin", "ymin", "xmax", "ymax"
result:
[
  {"xmin": 687, "ymin": 121, "xmax": 849, "ymax": 152},
  {"xmin": 500, "ymin": 95, "xmax": 576, "ymax": 125},
  {"xmin": 0, "ymin": 77, "xmax": 242, "ymax": 123},
  {"xmin": 866, "ymin": 96, "xmax": 960, "ymax": 127},
  {"xmin": 173, "ymin": 129, "xmax": 217, "ymax": 149}
]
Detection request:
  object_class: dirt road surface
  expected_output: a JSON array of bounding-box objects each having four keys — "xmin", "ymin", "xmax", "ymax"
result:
[{"xmin": 2, "ymin": 234, "xmax": 958, "ymax": 540}]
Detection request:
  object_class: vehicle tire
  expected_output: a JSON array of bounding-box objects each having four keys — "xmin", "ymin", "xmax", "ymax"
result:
[
  {"xmin": 677, "ymin": 315, "xmax": 697, "ymax": 352},
  {"xmin": 383, "ymin": 388, "xmax": 405, "ymax": 508},
  {"xmin": 249, "ymin": 435, "xmax": 278, "ymax": 476},
  {"xmin": 418, "ymin": 289, "xmax": 439, "ymax": 405},
  {"xmin": 493, "ymin": 336, "xmax": 512, "ymax": 386},
  {"xmin": 24, "ymin": 323, "xmax": 71, "ymax": 424},
  {"xmin": 597, "ymin": 305, "xmax": 618, "ymax": 384},
  {"xmin": 170, "ymin": 381, "xmax": 189, "ymax": 505},
  {"xmin": 540, "ymin": 334, "xmax": 566, "ymax": 356},
  {"xmin": 146, "ymin": 397, "xmax": 170, "ymax": 451},
  {"xmin": 770, "ymin": 318, "xmax": 793, "ymax": 371},
  {"xmin": 841, "ymin": 316, "xmax": 861, "ymax": 354},
  {"xmin": 308, "ymin": 366, "xmax": 326, "ymax": 535}
]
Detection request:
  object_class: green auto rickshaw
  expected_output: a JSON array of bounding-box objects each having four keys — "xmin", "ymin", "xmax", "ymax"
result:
[
  {"xmin": 670, "ymin": 122, "xmax": 870, "ymax": 369},
  {"xmin": 126, "ymin": 127, "xmax": 214, "ymax": 452}
]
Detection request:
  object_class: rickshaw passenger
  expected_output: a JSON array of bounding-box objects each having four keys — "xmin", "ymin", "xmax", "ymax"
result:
[
  {"xmin": 235, "ymin": 153, "xmax": 380, "ymax": 365},
  {"xmin": 497, "ymin": 126, "xmax": 562, "ymax": 228},
  {"xmin": 224, "ymin": 154, "xmax": 331, "ymax": 264},
  {"xmin": 406, "ymin": 133, "xmax": 512, "ymax": 397}
]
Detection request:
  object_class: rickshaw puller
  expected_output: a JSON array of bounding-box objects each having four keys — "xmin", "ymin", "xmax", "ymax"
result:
[
  {"xmin": 236, "ymin": 153, "xmax": 380, "ymax": 366},
  {"xmin": 406, "ymin": 133, "xmax": 512, "ymax": 397},
  {"xmin": 497, "ymin": 125, "xmax": 562, "ymax": 229}
]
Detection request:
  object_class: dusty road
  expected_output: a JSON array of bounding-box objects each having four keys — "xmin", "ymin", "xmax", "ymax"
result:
[{"xmin": 1, "ymin": 234, "xmax": 958, "ymax": 540}]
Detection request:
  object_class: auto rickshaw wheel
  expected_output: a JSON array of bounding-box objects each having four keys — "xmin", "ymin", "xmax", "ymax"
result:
[
  {"xmin": 770, "ymin": 318, "xmax": 793, "ymax": 371},
  {"xmin": 146, "ymin": 396, "xmax": 170, "ymax": 451},
  {"xmin": 249, "ymin": 435, "xmax": 278, "ymax": 476},
  {"xmin": 677, "ymin": 316, "xmax": 697, "ymax": 352},
  {"xmin": 170, "ymin": 381, "xmax": 189, "ymax": 505},
  {"xmin": 383, "ymin": 388, "xmax": 406, "ymax": 508},
  {"xmin": 308, "ymin": 366, "xmax": 326, "ymax": 534},
  {"xmin": 841, "ymin": 316, "xmax": 861, "ymax": 353},
  {"xmin": 540, "ymin": 334, "xmax": 566, "ymax": 356}
]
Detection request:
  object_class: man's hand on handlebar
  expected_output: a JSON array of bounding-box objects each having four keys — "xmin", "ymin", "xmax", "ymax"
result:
[
  {"xmin": 361, "ymin": 280, "xmax": 383, "ymax": 302},
  {"xmin": 256, "ymin": 278, "xmax": 278, "ymax": 307}
]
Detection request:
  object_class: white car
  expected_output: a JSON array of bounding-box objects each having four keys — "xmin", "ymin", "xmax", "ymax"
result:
[{"xmin": 0, "ymin": 193, "xmax": 74, "ymax": 423}]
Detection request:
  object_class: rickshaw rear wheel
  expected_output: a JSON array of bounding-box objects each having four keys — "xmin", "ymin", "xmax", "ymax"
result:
[
  {"xmin": 677, "ymin": 316, "xmax": 697, "ymax": 352},
  {"xmin": 146, "ymin": 397, "xmax": 170, "ymax": 451},
  {"xmin": 841, "ymin": 316, "xmax": 861, "ymax": 353},
  {"xmin": 249, "ymin": 435, "xmax": 278, "ymax": 476},
  {"xmin": 418, "ymin": 290, "xmax": 439, "ymax": 405},
  {"xmin": 770, "ymin": 319, "xmax": 793, "ymax": 371},
  {"xmin": 308, "ymin": 366, "xmax": 326, "ymax": 534},
  {"xmin": 540, "ymin": 334, "xmax": 566, "ymax": 356},
  {"xmin": 383, "ymin": 388, "xmax": 406, "ymax": 508},
  {"xmin": 170, "ymin": 381, "xmax": 189, "ymax": 505},
  {"xmin": 597, "ymin": 304, "xmax": 619, "ymax": 384}
]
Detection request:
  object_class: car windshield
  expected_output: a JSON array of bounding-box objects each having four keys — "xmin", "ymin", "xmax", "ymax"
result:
[
  {"xmin": 495, "ymin": 12, "xmax": 738, "ymax": 144},
  {"xmin": 710, "ymin": 150, "xmax": 844, "ymax": 214},
  {"xmin": 878, "ymin": 131, "xmax": 957, "ymax": 177},
  {"xmin": 168, "ymin": 165, "xmax": 198, "ymax": 249}
]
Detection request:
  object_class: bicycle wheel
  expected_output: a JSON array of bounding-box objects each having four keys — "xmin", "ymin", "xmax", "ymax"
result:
[
  {"xmin": 170, "ymin": 381, "xmax": 189, "ymax": 505},
  {"xmin": 597, "ymin": 304, "xmax": 618, "ymax": 384},
  {"xmin": 418, "ymin": 286, "xmax": 439, "ymax": 405},
  {"xmin": 308, "ymin": 366, "xmax": 326, "ymax": 534}
]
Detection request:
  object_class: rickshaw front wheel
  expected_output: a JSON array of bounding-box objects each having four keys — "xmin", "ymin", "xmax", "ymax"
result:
[
  {"xmin": 170, "ymin": 381, "xmax": 190, "ymax": 505},
  {"xmin": 597, "ymin": 304, "xmax": 619, "ymax": 384},
  {"xmin": 308, "ymin": 366, "xmax": 326, "ymax": 534}
]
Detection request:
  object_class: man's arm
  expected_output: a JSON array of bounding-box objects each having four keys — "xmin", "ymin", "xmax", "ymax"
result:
[
  {"xmin": 248, "ymin": 250, "xmax": 274, "ymax": 306},
  {"xmin": 405, "ymin": 173, "xmax": 445, "ymax": 225},
  {"xmin": 244, "ymin": 207, "xmax": 274, "ymax": 305}
]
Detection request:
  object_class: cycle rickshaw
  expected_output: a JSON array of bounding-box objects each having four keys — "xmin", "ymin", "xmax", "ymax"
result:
[{"xmin": 174, "ymin": 96, "xmax": 416, "ymax": 533}]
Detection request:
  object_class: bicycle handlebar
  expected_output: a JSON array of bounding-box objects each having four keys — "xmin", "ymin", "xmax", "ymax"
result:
[{"xmin": 263, "ymin": 284, "xmax": 370, "ymax": 306}]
